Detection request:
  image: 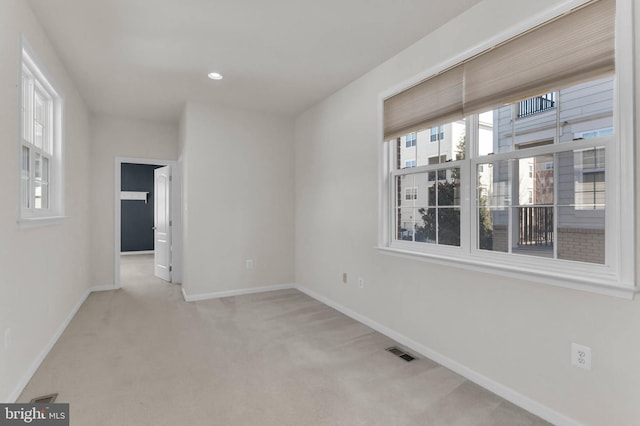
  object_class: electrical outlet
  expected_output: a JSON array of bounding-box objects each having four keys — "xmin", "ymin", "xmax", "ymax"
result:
[
  {"xmin": 245, "ymin": 259, "xmax": 253, "ymax": 270},
  {"xmin": 342, "ymin": 273, "xmax": 347, "ymax": 284},
  {"xmin": 358, "ymin": 277, "xmax": 365, "ymax": 288},
  {"xmin": 4, "ymin": 328, "xmax": 10, "ymax": 350},
  {"xmin": 571, "ymin": 343, "xmax": 592, "ymax": 370}
]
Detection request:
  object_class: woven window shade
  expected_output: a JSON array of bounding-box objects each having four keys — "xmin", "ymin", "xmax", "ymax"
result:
[
  {"xmin": 383, "ymin": 0, "xmax": 615, "ymax": 140},
  {"xmin": 384, "ymin": 65, "xmax": 463, "ymax": 140}
]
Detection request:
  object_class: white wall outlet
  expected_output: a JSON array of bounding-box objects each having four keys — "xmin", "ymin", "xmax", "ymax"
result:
[
  {"xmin": 357, "ymin": 277, "xmax": 365, "ymax": 288},
  {"xmin": 342, "ymin": 272, "xmax": 347, "ymax": 284},
  {"xmin": 245, "ymin": 259, "xmax": 253, "ymax": 270},
  {"xmin": 571, "ymin": 343, "xmax": 592, "ymax": 370},
  {"xmin": 4, "ymin": 328, "xmax": 10, "ymax": 350}
]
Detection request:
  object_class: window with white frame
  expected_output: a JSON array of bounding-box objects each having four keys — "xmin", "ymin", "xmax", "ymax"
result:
[
  {"xmin": 405, "ymin": 187, "xmax": 418, "ymax": 201},
  {"xmin": 380, "ymin": 0, "xmax": 635, "ymax": 296},
  {"xmin": 405, "ymin": 132, "xmax": 417, "ymax": 148},
  {"xmin": 20, "ymin": 43, "xmax": 63, "ymax": 222}
]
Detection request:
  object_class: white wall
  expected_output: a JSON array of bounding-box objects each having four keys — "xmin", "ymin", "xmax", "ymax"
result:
[
  {"xmin": 90, "ymin": 115, "xmax": 179, "ymax": 287},
  {"xmin": 0, "ymin": 0, "xmax": 92, "ymax": 402},
  {"xmin": 294, "ymin": 0, "xmax": 640, "ymax": 424},
  {"xmin": 180, "ymin": 102, "xmax": 294, "ymax": 297}
]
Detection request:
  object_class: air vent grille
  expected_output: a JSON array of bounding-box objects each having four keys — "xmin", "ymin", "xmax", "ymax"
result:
[
  {"xmin": 386, "ymin": 346, "xmax": 417, "ymax": 362},
  {"xmin": 29, "ymin": 393, "xmax": 58, "ymax": 404}
]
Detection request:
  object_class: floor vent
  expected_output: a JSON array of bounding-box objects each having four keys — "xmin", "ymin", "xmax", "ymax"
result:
[
  {"xmin": 386, "ymin": 346, "xmax": 417, "ymax": 362},
  {"xmin": 29, "ymin": 393, "xmax": 58, "ymax": 404}
]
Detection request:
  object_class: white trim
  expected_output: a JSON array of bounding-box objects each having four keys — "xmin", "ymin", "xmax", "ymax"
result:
[
  {"xmin": 115, "ymin": 157, "xmax": 180, "ymax": 289},
  {"xmin": 120, "ymin": 250, "xmax": 154, "ymax": 256},
  {"xmin": 17, "ymin": 216, "xmax": 66, "ymax": 229},
  {"xmin": 295, "ymin": 285, "xmax": 581, "ymax": 426},
  {"xmin": 377, "ymin": 246, "xmax": 636, "ymax": 299},
  {"xmin": 181, "ymin": 283, "xmax": 295, "ymax": 302},
  {"xmin": 614, "ymin": 0, "xmax": 636, "ymax": 287},
  {"xmin": 120, "ymin": 191, "xmax": 148, "ymax": 202},
  {"xmin": 5, "ymin": 285, "xmax": 111, "ymax": 403}
]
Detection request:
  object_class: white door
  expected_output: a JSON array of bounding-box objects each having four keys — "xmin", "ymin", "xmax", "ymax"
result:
[{"xmin": 154, "ymin": 166, "xmax": 171, "ymax": 282}]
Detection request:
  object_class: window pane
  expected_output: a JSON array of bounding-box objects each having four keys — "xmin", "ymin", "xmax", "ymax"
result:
[
  {"xmin": 34, "ymin": 182, "xmax": 42, "ymax": 209},
  {"xmin": 22, "ymin": 75, "xmax": 31, "ymax": 142},
  {"xmin": 399, "ymin": 135, "xmax": 417, "ymax": 169},
  {"xmin": 557, "ymin": 205, "xmax": 605, "ymax": 264},
  {"xmin": 415, "ymin": 208, "xmax": 435, "ymax": 244},
  {"xmin": 42, "ymin": 157, "xmax": 49, "ymax": 184},
  {"xmin": 39, "ymin": 183, "xmax": 49, "ymax": 209},
  {"xmin": 478, "ymin": 160, "xmax": 510, "ymax": 252},
  {"xmin": 517, "ymin": 155, "xmax": 554, "ymax": 206},
  {"xmin": 560, "ymin": 76, "xmax": 614, "ymax": 143},
  {"xmin": 35, "ymin": 152, "xmax": 42, "ymax": 179},
  {"xmin": 478, "ymin": 111, "xmax": 494, "ymax": 156},
  {"xmin": 398, "ymin": 207, "xmax": 420, "ymax": 241},
  {"xmin": 437, "ymin": 168, "xmax": 460, "ymax": 206},
  {"xmin": 438, "ymin": 208, "xmax": 460, "ymax": 246},
  {"xmin": 513, "ymin": 206, "xmax": 554, "ymax": 258},
  {"xmin": 478, "ymin": 208, "xmax": 507, "ymax": 252},
  {"xmin": 21, "ymin": 146, "xmax": 30, "ymax": 209}
]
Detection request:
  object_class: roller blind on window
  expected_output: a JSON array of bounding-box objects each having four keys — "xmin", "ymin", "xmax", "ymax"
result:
[{"xmin": 383, "ymin": 0, "xmax": 615, "ymax": 140}]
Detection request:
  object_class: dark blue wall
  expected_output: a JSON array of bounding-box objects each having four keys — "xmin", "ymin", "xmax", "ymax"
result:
[{"xmin": 121, "ymin": 163, "xmax": 163, "ymax": 252}]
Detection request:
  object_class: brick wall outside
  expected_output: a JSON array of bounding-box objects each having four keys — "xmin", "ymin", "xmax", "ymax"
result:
[{"xmin": 557, "ymin": 227, "xmax": 605, "ymax": 264}]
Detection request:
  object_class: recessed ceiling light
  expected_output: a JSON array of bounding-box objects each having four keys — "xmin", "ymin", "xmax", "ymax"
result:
[{"xmin": 207, "ymin": 72, "xmax": 223, "ymax": 80}]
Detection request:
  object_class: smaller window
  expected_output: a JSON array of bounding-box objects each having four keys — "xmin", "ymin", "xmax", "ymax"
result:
[
  {"xmin": 20, "ymin": 43, "xmax": 63, "ymax": 223},
  {"xmin": 405, "ymin": 187, "xmax": 418, "ymax": 201},
  {"xmin": 430, "ymin": 126, "xmax": 444, "ymax": 142},
  {"xmin": 405, "ymin": 133, "xmax": 417, "ymax": 148},
  {"xmin": 404, "ymin": 160, "xmax": 417, "ymax": 168}
]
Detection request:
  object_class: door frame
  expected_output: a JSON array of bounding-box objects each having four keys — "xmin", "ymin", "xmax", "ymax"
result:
[{"xmin": 114, "ymin": 157, "xmax": 181, "ymax": 289}]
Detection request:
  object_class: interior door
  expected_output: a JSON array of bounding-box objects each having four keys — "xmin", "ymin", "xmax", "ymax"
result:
[{"xmin": 154, "ymin": 166, "xmax": 171, "ymax": 282}]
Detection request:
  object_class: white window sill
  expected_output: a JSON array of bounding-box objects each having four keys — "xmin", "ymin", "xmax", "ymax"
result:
[
  {"xmin": 18, "ymin": 216, "xmax": 66, "ymax": 229},
  {"xmin": 376, "ymin": 246, "xmax": 637, "ymax": 300}
]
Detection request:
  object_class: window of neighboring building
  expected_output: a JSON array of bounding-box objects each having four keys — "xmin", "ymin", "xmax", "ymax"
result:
[
  {"xmin": 430, "ymin": 126, "xmax": 444, "ymax": 142},
  {"xmin": 405, "ymin": 187, "xmax": 418, "ymax": 201},
  {"xmin": 405, "ymin": 133, "xmax": 417, "ymax": 148},
  {"xmin": 20, "ymin": 42, "xmax": 63, "ymax": 224},
  {"xmin": 380, "ymin": 0, "xmax": 635, "ymax": 297}
]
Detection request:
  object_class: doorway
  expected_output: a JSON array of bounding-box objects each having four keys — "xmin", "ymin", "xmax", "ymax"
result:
[{"xmin": 114, "ymin": 157, "xmax": 182, "ymax": 289}]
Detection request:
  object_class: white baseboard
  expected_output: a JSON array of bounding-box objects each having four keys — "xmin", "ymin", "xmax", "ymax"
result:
[
  {"xmin": 182, "ymin": 283, "xmax": 295, "ymax": 302},
  {"xmin": 91, "ymin": 285, "xmax": 117, "ymax": 292},
  {"xmin": 6, "ymin": 285, "xmax": 108, "ymax": 402},
  {"xmin": 295, "ymin": 285, "xmax": 580, "ymax": 426}
]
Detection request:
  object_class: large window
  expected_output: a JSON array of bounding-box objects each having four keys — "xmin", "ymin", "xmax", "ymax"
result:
[
  {"xmin": 20, "ymin": 43, "xmax": 63, "ymax": 223},
  {"xmin": 380, "ymin": 0, "xmax": 635, "ymax": 297}
]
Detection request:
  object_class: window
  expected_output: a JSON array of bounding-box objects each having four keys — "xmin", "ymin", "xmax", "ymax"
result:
[
  {"xmin": 405, "ymin": 187, "xmax": 418, "ymax": 201},
  {"xmin": 404, "ymin": 160, "xmax": 417, "ymax": 168},
  {"xmin": 380, "ymin": 0, "xmax": 635, "ymax": 297},
  {"xmin": 405, "ymin": 133, "xmax": 417, "ymax": 148},
  {"xmin": 575, "ymin": 147, "xmax": 605, "ymax": 210},
  {"xmin": 430, "ymin": 126, "xmax": 444, "ymax": 142},
  {"xmin": 20, "ymin": 42, "xmax": 63, "ymax": 223}
]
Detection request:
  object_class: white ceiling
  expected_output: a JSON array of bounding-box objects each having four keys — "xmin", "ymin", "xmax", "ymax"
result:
[{"xmin": 27, "ymin": 0, "xmax": 482, "ymax": 122}]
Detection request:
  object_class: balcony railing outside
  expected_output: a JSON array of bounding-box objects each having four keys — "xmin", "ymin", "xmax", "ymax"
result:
[
  {"xmin": 517, "ymin": 93, "xmax": 556, "ymax": 118},
  {"xmin": 518, "ymin": 206, "xmax": 553, "ymax": 246}
]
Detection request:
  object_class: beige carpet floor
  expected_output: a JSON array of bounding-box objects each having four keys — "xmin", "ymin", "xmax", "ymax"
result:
[{"xmin": 19, "ymin": 254, "xmax": 550, "ymax": 425}]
